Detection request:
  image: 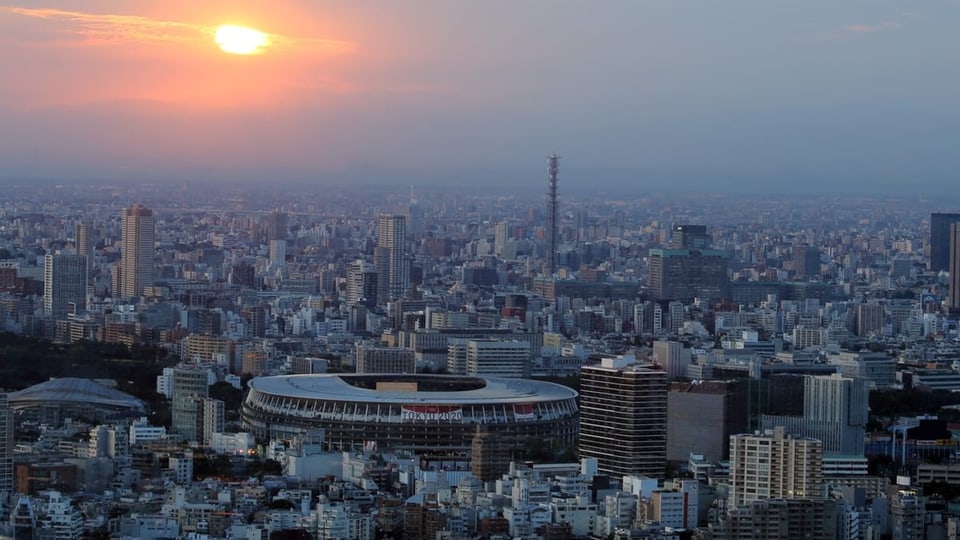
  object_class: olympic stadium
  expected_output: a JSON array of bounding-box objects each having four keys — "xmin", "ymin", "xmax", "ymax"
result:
[{"xmin": 241, "ymin": 374, "xmax": 579, "ymax": 452}]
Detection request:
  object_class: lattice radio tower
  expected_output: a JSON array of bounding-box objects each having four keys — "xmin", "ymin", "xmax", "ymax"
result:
[{"xmin": 546, "ymin": 153, "xmax": 560, "ymax": 275}]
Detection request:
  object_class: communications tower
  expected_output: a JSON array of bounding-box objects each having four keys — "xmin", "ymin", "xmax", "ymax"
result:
[{"xmin": 546, "ymin": 154, "xmax": 560, "ymax": 275}]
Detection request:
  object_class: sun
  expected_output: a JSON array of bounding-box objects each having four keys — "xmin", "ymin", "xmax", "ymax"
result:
[{"xmin": 215, "ymin": 25, "xmax": 270, "ymax": 55}]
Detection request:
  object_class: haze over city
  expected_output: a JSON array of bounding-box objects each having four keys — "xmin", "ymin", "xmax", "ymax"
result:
[
  {"xmin": 1, "ymin": 1, "xmax": 959, "ymax": 195},
  {"xmin": 5, "ymin": 2, "xmax": 960, "ymax": 538}
]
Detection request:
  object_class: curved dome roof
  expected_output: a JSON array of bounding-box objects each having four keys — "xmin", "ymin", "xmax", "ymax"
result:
[{"xmin": 10, "ymin": 378, "xmax": 146, "ymax": 412}]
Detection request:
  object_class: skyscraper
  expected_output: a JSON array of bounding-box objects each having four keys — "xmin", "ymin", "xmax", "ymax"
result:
[
  {"xmin": 43, "ymin": 253, "xmax": 87, "ymax": 319},
  {"xmin": 75, "ymin": 221, "xmax": 95, "ymax": 279},
  {"xmin": 950, "ymin": 223, "xmax": 960, "ymax": 311},
  {"xmin": 794, "ymin": 245, "xmax": 821, "ymax": 279},
  {"xmin": 267, "ymin": 210, "xmax": 288, "ymax": 243},
  {"xmin": 545, "ymin": 154, "xmax": 559, "ymax": 275},
  {"xmin": 930, "ymin": 212, "xmax": 960, "ymax": 272},
  {"xmin": 375, "ymin": 214, "xmax": 408, "ymax": 301},
  {"xmin": 345, "ymin": 259, "xmax": 378, "ymax": 307},
  {"xmin": 120, "ymin": 204, "xmax": 156, "ymax": 298},
  {"xmin": 0, "ymin": 392, "xmax": 12, "ymax": 496},
  {"xmin": 579, "ymin": 356, "xmax": 667, "ymax": 479},
  {"xmin": 171, "ymin": 367, "xmax": 209, "ymax": 443}
]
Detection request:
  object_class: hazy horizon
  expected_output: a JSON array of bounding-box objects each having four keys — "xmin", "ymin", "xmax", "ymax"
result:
[{"xmin": 1, "ymin": 1, "xmax": 958, "ymax": 195}]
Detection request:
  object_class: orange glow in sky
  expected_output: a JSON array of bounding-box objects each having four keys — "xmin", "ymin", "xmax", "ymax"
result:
[{"xmin": 0, "ymin": 5, "xmax": 356, "ymax": 109}]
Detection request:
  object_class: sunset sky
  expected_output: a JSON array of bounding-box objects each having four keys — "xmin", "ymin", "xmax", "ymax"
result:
[{"xmin": 1, "ymin": 1, "xmax": 957, "ymax": 193}]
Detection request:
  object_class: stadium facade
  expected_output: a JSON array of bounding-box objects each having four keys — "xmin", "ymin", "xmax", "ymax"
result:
[{"xmin": 241, "ymin": 374, "xmax": 579, "ymax": 452}]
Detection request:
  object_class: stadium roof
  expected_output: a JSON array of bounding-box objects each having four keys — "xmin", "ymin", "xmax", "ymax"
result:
[
  {"xmin": 249, "ymin": 374, "xmax": 577, "ymax": 404},
  {"xmin": 9, "ymin": 378, "xmax": 146, "ymax": 412}
]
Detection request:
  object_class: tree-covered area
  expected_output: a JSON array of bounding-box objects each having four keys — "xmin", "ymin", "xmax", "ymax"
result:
[
  {"xmin": 869, "ymin": 389, "xmax": 960, "ymax": 418},
  {"xmin": 0, "ymin": 332, "xmax": 174, "ymax": 413}
]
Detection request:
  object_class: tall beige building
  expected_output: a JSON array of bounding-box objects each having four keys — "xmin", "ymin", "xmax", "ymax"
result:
[
  {"xmin": 120, "ymin": 204, "xmax": 156, "ymax": 298},
  {"xmin": 728, "ymin": 426, "xmax": 823, "ymax": 509}
]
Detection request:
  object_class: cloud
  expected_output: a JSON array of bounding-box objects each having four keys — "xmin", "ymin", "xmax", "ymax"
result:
[
  {"xmin": 0, "ymin": 6, "xmax": 352, "ymax": 52},
  {"xmin": 845, "ymin": 21, "xmax": 901, "ymax": 33}
]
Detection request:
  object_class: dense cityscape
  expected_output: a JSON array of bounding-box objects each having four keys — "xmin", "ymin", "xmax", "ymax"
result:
[{"xmin": 0, "ymin": 171, "xmax": 958, "ymax": 539}]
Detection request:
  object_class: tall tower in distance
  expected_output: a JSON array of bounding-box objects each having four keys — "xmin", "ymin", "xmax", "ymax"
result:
[
  {"xmin": 376, "ymin": 214, "xmax": 408, "ymax": 301},
  {"xmin": 930, "ymin": 212, "xmax": 960, "ymax": 272},
  {"xmin": 545, "ymin": 153, "xmax": 560, "ymax": 275},
  {"xmin": 120, "ymin": 204, "xmax": 156, "ymax": 298},
  {"xmin": 75, "ymin": 221, "xmax": 95, "ymax": 281},
  {"xmin": 267, "ymin": 210, "xmax": 288, "ymax": 243}
]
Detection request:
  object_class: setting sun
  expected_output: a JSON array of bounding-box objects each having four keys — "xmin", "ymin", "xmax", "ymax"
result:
[{"xmin": 215, "ymin": 25, "xmax": 269, "ymax": 55}]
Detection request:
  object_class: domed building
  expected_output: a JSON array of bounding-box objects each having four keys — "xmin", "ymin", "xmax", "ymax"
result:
[{"xmin": 10, "ymin": 378, "xmax": 146, "ymax": 424}]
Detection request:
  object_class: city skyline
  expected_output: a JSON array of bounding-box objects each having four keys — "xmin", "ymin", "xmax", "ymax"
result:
[{"xmin": 1, "ymin": 1, "xmax": 958, "ymax": 195}]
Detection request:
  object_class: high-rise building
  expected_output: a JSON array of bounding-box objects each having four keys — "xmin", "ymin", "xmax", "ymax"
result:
[
  {"xmin": 930, "ymin": 212, "xmax": 960, "ymax": 272},
  {"xmin": 648, "ymin": 248, "xmax": 730, "ymax": 302},
  {"xmin": 653, "ymin": 340, "xmax": 691, "ymax": 379},
  {"xmin": 794, "ymin": 245, "xmax": 821, "ymax": 279},
  {"xmin": 579, "ymin": 356, "xmax": 667, "ymax": 479},
  {"xmin": 267, "ymin": 210, "xmax": 288, "ymax": 243},
  {"xmin": 75, "ymin": 221, "xmax": 95, "ymax": 279},
  {"xmin": 346, "ymin": 260, "xmax": 378, "ymax": 308},
  {"xmin": 494, "ymin": 221, "xmax": 510, "ymax": 257},
  {"xmin": 854, "ymin": 303, "xmax": 884, "ymax": 338},
  {"xmin": 0, "ymin": 392, "xmax": 12, "ymax": 496},
  {"xmin": 670, "ymin": 225, "xmax": 711, "ymax": 249},
  {"xmin": 950, "ymin": 223, "xmax": 960, "ymax": 311},
  {"xmin": 199, "ymin": 398, "xmax": 225, "ymax": 447},
  {"xmin": 269, "ymin": 239, "xmax": 286, "ymax": 270},
  {"xmin": 171, "ymin": 367, "xmax": 210, "ymax": 443},
  {"xmin": 376, "ymin": 215, "xmax": 408, "ymax": 301},
  {"xmin": 119, "ymin": 204, "xmax": 156, "ymax": 298},
  {"xmin": 761, "ymin": 373, "xmax": 869, "ymax": 456},
  {"xmin": 43, "ymin": 254, "xmax": 87, "ymax": 319},
  {"xmin": 801, "ymin": 373, "xmax": 869, "ymax": 455},
  {"xmin": 728, "ymin": 427, "xmax": 823, "ymax": 509}
]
